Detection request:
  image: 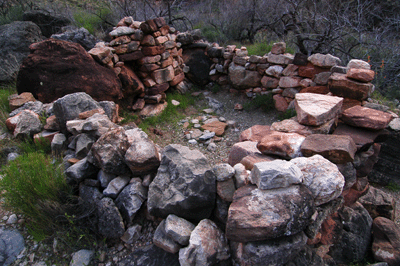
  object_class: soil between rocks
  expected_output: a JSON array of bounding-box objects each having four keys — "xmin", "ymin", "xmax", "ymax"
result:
[{"xmin": 0, "ymin": 88, "xmax": 399, "ymax": 265}]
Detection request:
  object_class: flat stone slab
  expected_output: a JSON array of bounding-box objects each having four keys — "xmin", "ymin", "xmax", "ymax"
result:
[
  {"xmin": 294, "ymin": 93, "xmax": 343, "ymax": 126},
  {"xmin": 300, "ymin": 134, "xmax": 357, "ymax": 164},
  {"xmin": 341, "ymin": 105, "xmax": 392, "ymax": 130},
  {"xmin": 328, "ymin": 73, "xmax": 374, "ymax": 101}
]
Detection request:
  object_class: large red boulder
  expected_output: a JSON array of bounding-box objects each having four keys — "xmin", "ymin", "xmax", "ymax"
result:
[{"xmin": 16, "ymin": 39, "xmax": 123, "ymax": 103}]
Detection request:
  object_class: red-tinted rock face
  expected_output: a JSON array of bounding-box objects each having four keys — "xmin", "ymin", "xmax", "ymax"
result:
[{"xmin": 16, "ymin": 39, "xmax": 123, "ymax": 103}]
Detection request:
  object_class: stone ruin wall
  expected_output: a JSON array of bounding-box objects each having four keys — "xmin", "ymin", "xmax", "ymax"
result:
[{"xmin": 89, "ymin": 16, "xmax": 375, "ymax": 115}]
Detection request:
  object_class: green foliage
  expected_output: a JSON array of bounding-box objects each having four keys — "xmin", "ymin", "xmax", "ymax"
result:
[
  {"xmin": 194, "ymin": 22, "xmax": 227, "ymax": 43},
  {"xmin": 73, "ymin": 8, "xmax": 111, "ymax": 35},
  {"xmin": 138, "ymin": 92, "xmax": 197, "ymax": 133},
  {"xmin": 17, "ymin": 138, "xmax": 52, "ymax": 155},
  {"xmin": 386, "ymin": 182, "xmax": 400, "ymax": 192},
  {"xmin": 0, "ymin": 5, "xmax": 25, "ymax": 25},
  {"xmin": 278, "ymin": 109, "xmax": 297, "ymax": 120},
  {"xmin": 244, "ymin": 93, "xmax": 275, "ymax": 113},
  {"xmin": 0, "ymin": 152, "xmax": 71, "ymax": 240},
  {"xmin": 0, "ymin": 84, "xmax": 16, "ymax": 131},
  {"xmin": 370, "ymin": 90, "xmax": 398, "ymax": 114}
]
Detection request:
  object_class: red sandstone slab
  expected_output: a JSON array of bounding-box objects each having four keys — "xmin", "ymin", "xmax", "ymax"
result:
[{"xmin": 341, "ymin": 105, "xmax": 392, "ymax": 130}]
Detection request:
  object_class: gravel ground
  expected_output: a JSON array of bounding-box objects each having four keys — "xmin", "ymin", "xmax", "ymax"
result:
[{"xmin": 1, "ymin": 88, "xmax": 399, "ymax": 265}]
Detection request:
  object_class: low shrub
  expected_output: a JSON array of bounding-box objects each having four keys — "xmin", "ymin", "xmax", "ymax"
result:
[
  {"xmin": 0, "ymin": 84, "xmax": 15, "ymax": 131},
  {"xmin": 278, "ymin": 108, "xmax": 297, "ymax": 120}
]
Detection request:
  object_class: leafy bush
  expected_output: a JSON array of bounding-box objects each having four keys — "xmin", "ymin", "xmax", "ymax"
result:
[
  {"xmin": 73, "ymin": 8, "xmax": 111, "ymax": 35},
  {"xmin": 0, "ymin": 152, "xmax": 72, "ymax": 239}
]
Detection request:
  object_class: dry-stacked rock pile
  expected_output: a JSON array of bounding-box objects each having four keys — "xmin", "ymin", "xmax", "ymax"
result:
[{"xmin": 88, "ymin": 16, "xmax": 186, "ymax": 115}]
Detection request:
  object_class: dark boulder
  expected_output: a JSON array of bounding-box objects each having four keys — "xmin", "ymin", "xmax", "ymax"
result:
[
  {"xmin": 23, "ymin": 10, "xmax": 70, "ymax": 37},
  {"xmin": 0, "ymin": 21, "xmax": 45, "ymax": 82},
  {"xmin": 16, "ymin": 39, "xmax": 122, "ymax": 103},
  {"xmin": 182, "ymin": 48, "xmax": 212, "ymax": 86}
]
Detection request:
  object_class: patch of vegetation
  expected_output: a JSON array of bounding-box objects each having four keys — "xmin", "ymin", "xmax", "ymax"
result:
[
  {"xmin": 0, "ymin": 152, "xmax": 71, "ymax": 239},
  {"xmin": 138, "ymin": 92, "xmax": 198, "ymax": 133},
  {"xmin": 278, "ymin": 108, "xmax": 297, "ymax": 120},
  {"xmin": 0, "ymin": 83, "xmax": 15, "ymax": 131},
  {"xmin": 17, "ymin": 137, "xmax": 52, "ymax": 155},
  {"xmin": 73, "ymin": 8, "xmax": 111, "ymax": 35},
  {"xmin": 370, "ymin": 90, "xmax": 399, "ymax": 114},
  {"xmin": 243, "ymin": 93, "xmax": 275, "ymax": 112},
  {"xmin": 386, "ymin": 181, "xmax": 400, "ymax": 192}
]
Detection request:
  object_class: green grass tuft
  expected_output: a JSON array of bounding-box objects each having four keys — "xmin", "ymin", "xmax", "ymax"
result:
[
  {"xmin": 386, "ymin": 182, "xmax": 400, "ymax": 192},
  {"xmin": 0, "ymin": 84, "xmax": 16, "ymax": 131},
  {"xmin": 0, "ymin": 152, "xmax": 72, "ymax": 240},
  {"xmin": 278, "ymin": 108, "xmax": 297, "ymax": 120}
]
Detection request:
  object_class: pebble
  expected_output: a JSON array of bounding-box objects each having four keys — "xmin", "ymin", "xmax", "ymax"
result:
[
  {"xmin": 207, "ymin": 143, "xmax": 217, "ymax": 151},
  {"xmin": 219, "ymin": 117, "xmax": 226, "ymax": 122},
  {"xmin": 7, "ymin": 214, "xmax": 18, "ymax": 224},
  {"xmin": 193, "ymin": 123, "xmax": 201, "ymax": 128},
  {"xmin": 203, "ymin": 108, "xmax": 214, "ymax": 114},
  {"xmin": 188, "ymin": 139, "xmax": 197, "ymax": 145},
  {"xmin": 171, "ymin": 100, "xmax": 180, "ymax": 106},
  {"xmin": 191, "ymin": 119, "xmax": 199, "ymax": 124}
]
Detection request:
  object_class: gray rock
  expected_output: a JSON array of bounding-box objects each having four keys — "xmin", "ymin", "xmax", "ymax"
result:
[
  {"xmin": 96, "ymin": 197, "xmax": 125, "ymax": 239},
  {"xmin": 0, "ymin": 21, "xmax": 45, "ymax": 82},
  {"xmin": 12, "ymin": 110, "xmax": 42, "ymax": 138},
  {"xmin": 121, "ymin": 224, "xmax": 142, "ymax": 244},
  {"xmin": 0, "ymin": 229, "xmax": 25, "ymax": 266},
  {"xmin": 251, "ymin": 160, "xmax": 303, "ymax": 190},
  {"xmin": 79, "ymin": 184, "xmax": 103, "ymax": 205},
  {"xmin": 337, "ymin": 162, "xmax": 357, "ymax": 191},
  {"xmin": 198, "ymin": 132, "xmax": 215, "ymax": 141},
  {"xmin": 6, "ymin": 214, "xmax": 17, "ymax": 225},
  {"xmin": 328, "ymin": 202, "xmax": 373, "ymax": 264},
  {"xmin": 65, "ymin": 157, "xmax": 98, "ymax": 184},
  {"xmin": 110, "ymin": 26, "xmax": 137, "ymax": 37},
  {"xmin": 229, "ymin": 63, "xmax": 261, "ymax": 89},
  {"xmin": 308, "ymin": 53, "xmax": 341, "ymax": 68},
  {"xmin": 284, "ymin": 245, "xmax": 325, "ymax": 266},
  {"xmin": 97, "ymin": 170, "xmax": 116, "ymax": 188},
  {"xmin": 213, "ymin": 163, "xmax": 235, "ymax": 182},
  {"xmin": 51, "ymin": 133, "xmax": 67, "ymax": 156},
  {"xmin": 147, "ymin": 144, "xmax": 216, "ymax": 221},
  {"xmin": 359, "ymin": 186, "xmax": 396, "ymax": 220},
  {"xmin": 205, "ymin": 97, "xmax": 224, "ymax": 113},
  {"xmin": 213, "ymin": 196, "xmax": 230, "ymax": 225},
  {"xmin": 88, "ymin": 127, "xmax": 131, "ymax": 175},
  {"xmin": 9, "ymin": 101, "xmax": 44, "ymax": 117},
  {"xmin": 99, "ymin": 100, "xmax": 119, "ymax": 123},
  {"xmin": 153, "ymin": 219, "xmax": 181, "ymax": 254},
  {"xmin": 179, "ymin": 219, "xmax": 230, "ymax": 266},
  {"xmin": 226, "ymin": 185, "xmax": 314, "ymax": 242},
  {"xmin": 165, "ymin": 214, "xmax": 195, "ymax": 246},
  {"xmin": 124, "ymin": 138, "xmax": 160, "ymax": 175},
  {"xmin": 117, "ymin": 244, "xmax": 179, "ymax": 266},
  {"xmin": 265, "ymin": 65, "xmax": 284, "ymax": 78},
  {"xmin": 115, "ymin": 179, "xmax": 147, "ymax": 223},
  {"xmin": 70, "ymin": 249, "xmax": 95, "ymax": 266},
  {"xmin": 388, "ymin": 118, "xmax": 400, "ymax": 131},
  {"xmin": 103, "ymin": 175, "xmax": 130, "ymax": 199},
  {"xmin": 51, "ymin": 27, "xmax": 97, "ymax": 50},
  {"xmin": 6, "ymin": 153, "xmax": 19, "ymax": 162},
  {"xmin": 66, "ymin": 113, "xmax": 117, "ymax": 138},
  {"xmin": 231, "ymin": 232, "xmax": 307, "ymax": 266},
  {"xmin": 291, "ymin": 155, "xmax": 345, "ymax": 206},
  {"xmin": 75, "ymin": 133, "xmax": 96, "ymax": 159},
  {"xmin": 53, "ymin": 92, "xmax": 101, "ymax": 132}
]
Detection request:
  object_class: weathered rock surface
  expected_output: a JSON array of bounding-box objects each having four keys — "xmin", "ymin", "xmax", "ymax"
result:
[
  {"xmin": 228, "ymin": 141, "xmax": 261, "ymax": 166},
  {"xmin": 165, "ymin": 214, "xmax": 195, "ymax": 246},
  {"xmin": 291, "ymin": 155, "xmax": 345, "ymax": 205},
  {"xmin": 225, "ymin": 185, "xmax": 314, "ymax": 242},
  {"xmin": 125, "ymin": 138, "xmax": 160, "ymax": 175},
  {"xmin": 346, "ymin": 68, "xmax": 375, "ymax": 82},
  {"xmin": 359, "ymin": 186, "xmax": 396, "ymax": 220},
  {"xmin": 23, "ymin": 10, "xmax": 70, "ymax": 38},
  {"xmin": 65, "ymin": 157, "xmax": 98, "ymax": 184},
  {"xmin": 103, "ymin": 175, "xmax": 130, "ymax": 199},
  {"xmin": 229, "ymin": 63, "xmax": 262, "ymax": 89},
  {"xmin": 231, "ymin": 232, "xmax": 307, "ymax": 266},
  {"xmin": 182, "ymin": 48, "xmax": 212, "ymax": 85},
  {"xmin": 6, "ymin": 110, "xmax": 42, "ymax": 138},
  {"xmin": 200, "ymin": 121, "xmax": 227, "ymax": 136},
  {"xmin": 328, "ymin": 73, "xmax": 374, "ymax": 101},
  {"xmin": 8, "ymin": 92, "xmax": 36, "ymax": 111},
  {"xmin": 51, "ymin": 27, "xmax": 97, "ymax": 50},
  {"xmin": 294, "ymin": 93, "xmax": 343, "ymax": 126},
  {"xmin": 70, "ymin": 249, "xmax": 95, "ymax": 266},
  {"xmin": 308, "ymin": 53, "xmax": 341, "ymax": 68},
  {"xmin": 0, "ymin": 21, "xmax": 45, "ymax": 82},
  {"xmin": 328, "ymin": 203, "xmax": 373, "ymax": 265},
  {"xmin": 16, "ymin": 39, "xmax": 122, "ymax": 103},
  {"xmin": 153, "ymin": 220, "xmax": 181, "ymax": 254},
  {"xmin": 251, "ymin": 160, "xmax": 303, "ymax": 190},
  {"xmin": 257, "ymin": 131, "xmax": 305, "ymax": 159},
  {"xmin": 372, "ymin": 217, "xmax": 400, "ymax": 266},
  {"xmin": 88, "ymin": 127, "xmax": 131, "ymax": 175},
  {"xmin": 179, "ymin": 219, "xmax": 230, "ymax": 266},
  {"xmin": 9, "ymin": 100, "xmax": 44, "ymax": 117},
  {"xmin": 66, "ymin": 113, "xmax": 117, "ymax": 138},
  {"xmin": 96, "ymin": 197, "xmax": 125, "ymax": 239},
  {"xmin": 0, "ymin": 229, "xmax": 25, "ymax": 266},
  {"xmin": 239, "ymin": 125, "xmax": 271, "ymax": 142},
  {"xmin": 147, "ymin": 144, "xmax": 216, "ymax": 221},
  {"xmin": 300, "ymin": 134, "xmax": 357, "ymax": 164},
  {"xmin": 115, "ymin": 179, "xmax": 147, "ymax": 224},
  {"xmin": 341, "ymin": 105, "xmax": 392, "ymax": 130},
  {"xmin": 213, "ymin": 163, "xmax": 235, "ymax": 182}
]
